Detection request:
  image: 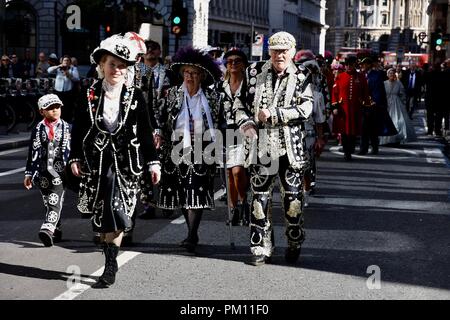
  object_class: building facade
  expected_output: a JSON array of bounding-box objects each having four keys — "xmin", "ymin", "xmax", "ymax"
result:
[
  {"xmin": 0, "ymin": 0, "xmax": 230, "ymax": 62},
  {"xmin": 0, "ymin": 0, "xmax": 329, "ymax": 65},
  {"xmin": 325, "ymin": 0, "xmax": 429, "ymax": 56},
  {"xmin": 208, "ymin": 0, "xmax": 270, "ymax": 57},
  {"xmin": 269, "ymin": 0, "xmax": 328, "ymax": 55}
]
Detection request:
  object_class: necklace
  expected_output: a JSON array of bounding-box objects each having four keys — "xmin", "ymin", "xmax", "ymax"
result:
[{"xmin": 102, "ymin": 79, "xmax": 124, "ymax": 100}]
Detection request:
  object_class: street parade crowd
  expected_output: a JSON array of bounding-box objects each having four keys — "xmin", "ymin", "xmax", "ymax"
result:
[{"xmin": 1, "ymin": 30, "xmax": 448, "ymax": 288}]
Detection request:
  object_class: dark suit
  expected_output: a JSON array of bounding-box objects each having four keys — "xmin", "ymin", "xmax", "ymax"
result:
[
  {"xmin": 401, "ymin": 69, "xmax": 422, "ymax": 118},
  {"xmin": 360, "ymin": 69, "xmax": 387, "ymax": 154}
]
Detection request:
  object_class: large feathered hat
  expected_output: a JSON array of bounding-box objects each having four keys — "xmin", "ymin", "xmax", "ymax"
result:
[
  {"xmin": 170, "ymin": 46, "xmax": 223, "ymax": 86},
  {"xmin": 90, "ymin": 33, "xmax": 142, "ymax": 66}
]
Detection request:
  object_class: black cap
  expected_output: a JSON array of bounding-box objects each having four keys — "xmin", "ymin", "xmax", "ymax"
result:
[{"xmin": 360, "ymin": 56, "xmax": 373, "ymax": 65}]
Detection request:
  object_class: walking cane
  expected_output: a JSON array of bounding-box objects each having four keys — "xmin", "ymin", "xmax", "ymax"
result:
[{"xmin": 223, "ymin": 146, "xmax": 236, "ymax": 250}]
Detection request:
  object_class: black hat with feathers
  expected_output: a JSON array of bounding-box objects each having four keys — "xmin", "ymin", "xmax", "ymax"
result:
[{"xmin": 170, "ymin": 46, "xmax": 222, "ymax": 86}]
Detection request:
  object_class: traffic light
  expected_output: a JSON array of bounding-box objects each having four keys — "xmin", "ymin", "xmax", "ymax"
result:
[
  {"xmin": 171, "ymin": 0, "xmax": 188, "ymax": 36},
  {"xmin": 435, "ymin": 32, "xmax": 443, "ymax": 51}
]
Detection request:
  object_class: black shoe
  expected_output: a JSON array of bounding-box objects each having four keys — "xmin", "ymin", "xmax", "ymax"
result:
[
  {"xmin": 38, "ymin": 229, "xmax": 54, "ymax": 247},
  {"xmin": 358, "ymin": 150, "xmax": 368, "ymax": 155},
  {"xmin": 138, "ymin": 206, "xmax": 156, "ymax": 219},
  {"xmin": 184, "ymin": 242, "xmax": 197, "ymax": 253},
  {"xmin": 371, "ymin": 148, "xmax": 379, "ymax": 155},
  {"xmin": 285, "ymin": 247, "xmax": 301, "ymax": 264},
  {"xmin": 248, "ymin": 255, "xmax": 271, "ymax": 266},
  {"xmin": 161, "ymin": 209, "xmax": 174, "ymax": 218},
  {"xmin": 344, "ymin": 153, "xmax": 352, "ymax": 161},
  {"xmin": 53, "ymin": 228, "xmax": 62, "ymax": 243},
  {"xmin": 231, "ymin": 207, "xmax": 241, "ymax": 226},
  {"xmin": 240, "ymin": 201, "xmax": 250, "ymax": 226},
  {"xmin": 180, "ymin": 234, "xmax": 199, "ymax": 248}
]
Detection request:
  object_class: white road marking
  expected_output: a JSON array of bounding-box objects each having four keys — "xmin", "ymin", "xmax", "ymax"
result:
[
  {"xmin": 329, "ymin": 146, "xmax": 418, "ymax": 160},
  {"xmin": 0, "ymin": 147, "xmax": 27, "ymax": 156},
  {"xmin": 53, "ymin": 251, "xmax": 141, "ymax": 300},
  {"xmin": 0, "ymin": 167, "xmax": 25, "ymax": 177},
  {"xmin": 56, "ymin": 186, "xmax": 230, "ymax": 299},
  {"xmin": 423, "ymin": 148, "xmax": 446, "ymax": 164},
  {"xmin": 171, "ymin": 216, "xmax": 186, "ymax": 224}
]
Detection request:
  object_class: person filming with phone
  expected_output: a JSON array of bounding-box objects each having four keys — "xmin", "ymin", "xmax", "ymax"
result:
[{"xmin": 47, "ymin": 55, "xmax": 79, "ymax": 123}]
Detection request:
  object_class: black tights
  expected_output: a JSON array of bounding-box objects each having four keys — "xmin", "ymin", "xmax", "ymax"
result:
[{"xmin": 182, "ymin": 208, "xmax": 203, "ymax": 242}]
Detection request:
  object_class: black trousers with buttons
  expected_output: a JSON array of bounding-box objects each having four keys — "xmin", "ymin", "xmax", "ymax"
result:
[
  {"xmin": 38, "ymin": 171, "xmax": 65, "ymax": 234},
  {"xmin": 249, "ymin": 155, "xmax": 305, "ymax": 258}
]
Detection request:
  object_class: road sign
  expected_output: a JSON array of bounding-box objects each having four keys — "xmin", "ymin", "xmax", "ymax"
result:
[
  {"xmin": 418, "ymin": 32, "xmax": 427, "ymax": 41},
  {"xmin": 252, "ymin": 34, "xmax": 264, "ymax": 57}
]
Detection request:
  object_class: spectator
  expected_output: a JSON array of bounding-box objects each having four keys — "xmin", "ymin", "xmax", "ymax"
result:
[
  {"xmin": 47, "ymin": 55, "xmax": 80, "ymax": 122},
  {"xmin": 36, "ymin": 52, "xmax": 50, "ymax": 78},
  {"xmin": 22, "ymin": 48, "xmax": 35, "ymax": 78},
  {"xmin": 0, "ymin": 55, "xmax": 11, "ymax": 78},
  {"xmin": 10, "ymin": 53, "xmax": 24, "ymax": 78}
]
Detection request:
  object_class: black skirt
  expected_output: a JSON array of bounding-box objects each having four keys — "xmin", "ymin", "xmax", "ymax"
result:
[
  {"xmin": 91, "ymin": 150, "xmax": 135, "ymax": 233},
  {"xmin": 157, "ymin": 160, "xmax": 215, "ymax": 210}
]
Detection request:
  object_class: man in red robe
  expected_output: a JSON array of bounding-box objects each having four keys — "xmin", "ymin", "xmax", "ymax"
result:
[{"xmin": 331, "ymin": 56, "xmax": 371, "ymax": 161}]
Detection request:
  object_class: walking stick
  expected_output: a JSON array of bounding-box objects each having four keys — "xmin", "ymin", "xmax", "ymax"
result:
[{"xmin": 223, "ymin": 146, "xmax": 236, "ymax": 250}]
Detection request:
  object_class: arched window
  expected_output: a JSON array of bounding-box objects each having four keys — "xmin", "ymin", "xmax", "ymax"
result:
[{"xmin": 3, "ymin": 1, "xmax": 37, "ymax": 59}]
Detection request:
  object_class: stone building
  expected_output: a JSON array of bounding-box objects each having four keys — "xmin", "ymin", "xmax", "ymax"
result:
[
  {"xmin": 270, "ymin": 0, "xmax": 328, "ymax": 54},
  {"xmin": 208, "ymin": 0, "xmax": 270, "ymax": 56},
  {"xmin": 325, "ymin": 0, "xmax": 429, "ymax": 56}
]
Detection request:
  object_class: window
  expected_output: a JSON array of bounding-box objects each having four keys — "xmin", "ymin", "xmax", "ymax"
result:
[
  {"xmin": 344, "ymin": 32, "xmax": 351, "ymax": 47},
  {"xmin": 346, "ymin": 12, "xmax": 353, "ymax": 26},
  {"xmin": 381, "ymin": 13, "xmax": 388, "ymax": 25},
  {"xmin": 348, "ymin": 0, "xmax": 354, "ymax": 6},
  {"xmin": 361, "ymin": 14, "xmax": 367, "ymax": 26},
  {"xmin": 382, "ymin": 0, "xmax": 388, "ymax": 6}
]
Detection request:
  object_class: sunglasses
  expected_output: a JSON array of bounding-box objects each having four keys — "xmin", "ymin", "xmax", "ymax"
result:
[{"xmin": 226, "ymin": 58, "xmax": 243, "ymax": 65}]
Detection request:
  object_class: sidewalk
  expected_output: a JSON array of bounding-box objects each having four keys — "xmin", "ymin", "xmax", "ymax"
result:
[
  {"xmin": 0, "ymin": 131, "xmax": 31, "ymax": 151},
  {"xmin": 0, "ymin": 106, "xmax": 448, "ymax": 153}
]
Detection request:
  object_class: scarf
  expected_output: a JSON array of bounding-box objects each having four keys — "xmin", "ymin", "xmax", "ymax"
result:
[
  {"xmin": 44, "ymin": 118, "xmax": 57, "ymax": 141},
  {"xmin": 180, "ymin": 85, "xmax": 215, "ymax": 149}
]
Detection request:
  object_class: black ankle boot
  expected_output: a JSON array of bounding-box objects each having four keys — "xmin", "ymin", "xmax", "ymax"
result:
[
  {"xmin": 99, "ymin": 243, "xmax": 119, "ymax": 286},
  {"xmin": 231, "ymin": 207, "xmax": 240, "ymax": 226},
  {"xmin": 240, "ymin": 200, "xmax": 250, "ymax": 226}
]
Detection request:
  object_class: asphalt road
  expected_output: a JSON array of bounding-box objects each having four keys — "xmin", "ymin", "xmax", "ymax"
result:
[{"xmin": 1, "ymin": 108, "xmax": 450, "ymax": 301}]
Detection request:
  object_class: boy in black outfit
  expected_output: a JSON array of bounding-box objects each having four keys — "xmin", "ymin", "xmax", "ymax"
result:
[{"xmin": 24, "ymin": 94, "xmax": 71, "ymax": 247}]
